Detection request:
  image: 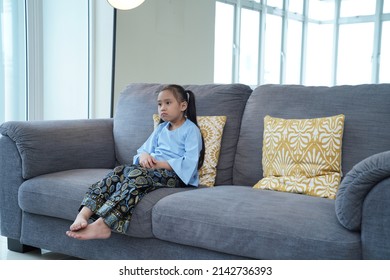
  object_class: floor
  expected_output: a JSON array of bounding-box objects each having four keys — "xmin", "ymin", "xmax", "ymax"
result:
[{"xmin": 0, "ymin": 235, "xmax": 74, "ymax": 260}]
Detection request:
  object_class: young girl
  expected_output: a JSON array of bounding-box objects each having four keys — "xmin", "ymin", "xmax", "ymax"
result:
[{"xmin": 66, "ymin": 84, "xmax": 204, "ymax": 240}]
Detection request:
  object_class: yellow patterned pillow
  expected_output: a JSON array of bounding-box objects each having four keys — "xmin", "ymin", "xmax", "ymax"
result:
[
  {"xmin": 153, "ymin": 114, "xmax": 227, "ymax": 187},
  {"xmin": 253, "ymin": 114, "xmax": 345, "ymax": 199}
]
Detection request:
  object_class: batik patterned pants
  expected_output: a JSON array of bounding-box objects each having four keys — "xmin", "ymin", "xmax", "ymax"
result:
[{"xmin": 80, "ymin": 164, "xmax": 184, "ymax": 234}]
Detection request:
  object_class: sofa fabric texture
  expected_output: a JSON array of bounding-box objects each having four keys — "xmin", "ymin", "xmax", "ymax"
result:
[
  {"xmin": 335, "ymin": 151, "xmax": 390, "ymax": 231},
  {"xmin": 153, "ymin": 186, "xmax": 361, "ymax": 260},
  {"xmin": 360, "ymin": 176, "xmax": 390, "ymax": 259},
  {"xmin": 0, "ymin": 119, "xmax": 116, "ymax": 179},
  {"xmin": 1, "ymin": 82, "xmax": 390, "ymax": 260},
  {"xmin": 0, "ymin": 136, "xmax": 24, "ymax": 239}
]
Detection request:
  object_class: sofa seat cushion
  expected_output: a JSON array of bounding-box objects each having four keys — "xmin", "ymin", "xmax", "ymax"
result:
[
  {"xmin": 152, "ymin": 186, "xmax": 362, "ymax": 259},
  {"xmin": 18, "ymin": 169, "xmax": 194, "ymax": 238}
]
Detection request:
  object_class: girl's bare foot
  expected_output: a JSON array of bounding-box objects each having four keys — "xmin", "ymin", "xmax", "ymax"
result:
[
  {"xmin": 69, "ymin": 206, "xmax": 93, "ymax": 231},
  {"xmin": 66, "ymin": 218, "xmax": 111, "ymax": 240}
]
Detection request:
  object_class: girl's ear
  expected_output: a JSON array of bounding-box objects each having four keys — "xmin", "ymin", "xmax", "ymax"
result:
[{"xmin": 181, "ymin": 101, "xmax": 188, "ymax": 112}]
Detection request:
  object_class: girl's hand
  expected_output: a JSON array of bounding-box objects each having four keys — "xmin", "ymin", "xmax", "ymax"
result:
[{"xmin": 139, "ymin": 153, "xmax": 157, "ymax": 168}]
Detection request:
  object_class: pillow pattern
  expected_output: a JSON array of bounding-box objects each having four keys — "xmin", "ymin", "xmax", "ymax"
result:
[
  {"xmin": 153, "ymin": 114, "xmax": 227, "ymax": 187},
  {"xmin": 253, "ymin": 114, "xmax": 345, "ymax": 199}
]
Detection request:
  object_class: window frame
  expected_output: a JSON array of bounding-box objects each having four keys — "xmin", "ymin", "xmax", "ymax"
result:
[{"xmin": 215, "ymin": 0, "xmax": 389, "ymax": 86}]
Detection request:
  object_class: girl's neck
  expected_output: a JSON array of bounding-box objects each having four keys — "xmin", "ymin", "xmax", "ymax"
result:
[{"xmin": 169, "ymin": 117, "xmax": 186, "ymax": 130}]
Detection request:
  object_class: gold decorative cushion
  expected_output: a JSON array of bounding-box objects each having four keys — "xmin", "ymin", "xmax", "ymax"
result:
[
  {"xmin": 253, "ymin": 114, "xmax": 345, "ymax": 199},
  {"xmin": 153, "ymin": 114, "xmax": 227, "ymax": 187}
]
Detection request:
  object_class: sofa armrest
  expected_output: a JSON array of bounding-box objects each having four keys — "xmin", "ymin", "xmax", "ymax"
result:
[
  {"xmin": 335, "ymin": 151, "xmax": 390, "ymax": 231},
  {"xmin": 0, "ymin": 135, "xmax": 25, "ymax": 239},
  {"xmin": 361, "ymin": 176, "xmax": 390, "ymax": 259},
  {"xmin": 0, "ymin": 119, "xmax": 116, "ymax": 179}
]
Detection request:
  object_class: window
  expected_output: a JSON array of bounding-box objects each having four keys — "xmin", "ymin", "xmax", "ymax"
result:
[
  {"xmin": 0, "ymin": 0, "xmax": 26, "ymax": 123},
  {"xmin": 305, "ymin": 0, "xmax": 334, "ymax": 84},
  {"xmin": 239, "ymin": 8, "xmax": 259, "ymax": 85},
  {"xmin": 308, "ymin": 0, "xmax": 334, "ymax": 21},
  {"xmin": 340, "ymin": 0, "xmax": 376, "ymax": 18},
  {"xmin": 337, "ymin": 22, "xmax": 374, "ymax": 85},
  {"xmin": 263, "ymin": 14, "xmax": 282, "ymax": 84},
  {"xmin": 214, "ymin": 0, "xmax": 390, "ymax": 86},
  {"xmin": 305, "ymin": 23, "xmax": 333, "ymax": 86},
  {"xmin": 288, "ymin": 0, "xmax": 303, "ymax": 15},
  {"xmin": 213, "ymin": 1, "xmax": 234, "ymax": 83},
  {"xmin": 267, "ymin": 0, "xmax": 283, "ymax": 9},
  {"xmin": 1, "ymin": 0, "xmax": 113, "ymax": 123},
  {"xmin": 285, "ymin": 19, "xmax": 302, "ymax": 84},
  {"xmin": 380, "ymin": 21, "xmax": 390, "ymax": 83},
  {"xmin": 384, "ymin": 0, "xmax": 390, "ymax": 13}
]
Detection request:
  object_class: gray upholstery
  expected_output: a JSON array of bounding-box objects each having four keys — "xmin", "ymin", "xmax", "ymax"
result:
[
  {"xmin": 0, "ymin": 119, "xmax": 116, "ymax": 179},
  {"xmin": 361, "ymin": 177, "xmax": 390, "ymax": 259},
  {"xmin": 1, "ymin": 83, "xmax": 390, "ymax": 260},
  {"xmin": 21, "ymin": 212, "xmax": 247, "ymax": 260},
  {"xmin": 233, "ymin": 84, "xmax": 390, "ymax": 186},
  {"xmin": 18, "ymin": 169, "xmax": 112, "ymax": 221},
  {"xmin": 336, "ymin": 151, "xmax": 390, "ymax": 231},
  {"xmin": 153, "ymin": 186, "xmax": 361, "ymax": 260},
  {"xmin": 18, "ymin": 168, "xmax": 195, "ymax": 239},
  {"xmin": 0, "ymin": 136, "xmax": 24, "ymax": 240},
  {"xmin": 125, "ymin": 187, "xmax": 195, "ymax": 238}
]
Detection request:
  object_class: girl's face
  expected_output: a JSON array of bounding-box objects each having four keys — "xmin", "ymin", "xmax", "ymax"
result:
[{"xmin": 157, "ymin": 90, "xmax": 187, "ymax": 123}]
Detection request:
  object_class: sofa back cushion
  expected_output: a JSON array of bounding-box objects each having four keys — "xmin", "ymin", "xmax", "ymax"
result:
[
  {"xmin": 114, "ymin": 83, "xmax": 252, "ymax": 185},
  {"xmin": 233, "ymin": 84, "xmax": 390, "ymax": 186},
  {"xmin": 0, "ymin": 119, "xmax": 115, "ymax": 179}
]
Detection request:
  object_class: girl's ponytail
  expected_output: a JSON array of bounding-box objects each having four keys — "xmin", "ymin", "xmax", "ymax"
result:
[
  {"xmin": 184, "ymin": 90, "xmax": 205, "ymax": 169},
  {"xmin": 184, "ymin": 90, "xmax": 197, "ymax": 125}
]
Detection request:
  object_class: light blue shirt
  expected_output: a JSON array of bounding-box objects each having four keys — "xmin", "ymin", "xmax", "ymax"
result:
[{"xmin": 133, "ymin": 119, "xmax": 203, "ymax": 186}]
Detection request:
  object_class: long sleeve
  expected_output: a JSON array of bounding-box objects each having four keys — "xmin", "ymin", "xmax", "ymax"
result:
[{"xmin": 167, "ymin": 124, "xmax": 202, "ymax": 186}]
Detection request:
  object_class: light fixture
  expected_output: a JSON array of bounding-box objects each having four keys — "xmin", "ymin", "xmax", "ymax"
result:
[{"xmin": 107, "ymin": 0, "xmax": 145, "ymax": 10}]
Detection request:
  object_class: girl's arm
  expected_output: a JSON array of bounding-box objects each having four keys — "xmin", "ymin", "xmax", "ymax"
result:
[{"xmin": 167, "ymin": 125, "xmax": 202, "ymax": 185}]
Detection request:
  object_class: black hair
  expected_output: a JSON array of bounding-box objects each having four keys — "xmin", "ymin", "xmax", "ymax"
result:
[{"xmin": 159, "ymin": 84, "xmax": 205, "ymax": 170}]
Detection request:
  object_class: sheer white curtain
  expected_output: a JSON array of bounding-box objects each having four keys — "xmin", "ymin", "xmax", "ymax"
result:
[
  {"xmin": 0, "ymin": 0, "xmax": 113, "ymax": 123},
  {"xmin": 0, "ymin": 0, "xmax": 27, "ymax": 123}
]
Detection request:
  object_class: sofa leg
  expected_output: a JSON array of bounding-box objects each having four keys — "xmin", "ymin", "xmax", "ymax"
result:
[{"xmin": 7, "ymin": 238, "xmax": 39, "ymax": 253}]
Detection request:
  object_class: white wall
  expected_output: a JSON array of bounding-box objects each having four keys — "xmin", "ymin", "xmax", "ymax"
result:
[{"xmin": 113, "ymin": 0, "xmax": 216, "ymax": 109}]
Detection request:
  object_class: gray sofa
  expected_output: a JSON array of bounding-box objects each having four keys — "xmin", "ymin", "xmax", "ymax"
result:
[{"xmin": 1, "ymin": 83, "xmax": 390, "ymax": 259}]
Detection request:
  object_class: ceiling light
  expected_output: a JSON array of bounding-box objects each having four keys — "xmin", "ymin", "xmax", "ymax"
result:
[{"xmin": 107, "ymin": 0, "xmax": 145, "ymax": 10}]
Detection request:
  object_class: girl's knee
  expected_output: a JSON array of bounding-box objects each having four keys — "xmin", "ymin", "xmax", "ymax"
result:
[
  {"xmin": 112, "ymin": 165, "xmax": 125, "ymax": 175},
  {"xmin": 124, "ymin": 164, "xmax": 147, "ymax": 178}
]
